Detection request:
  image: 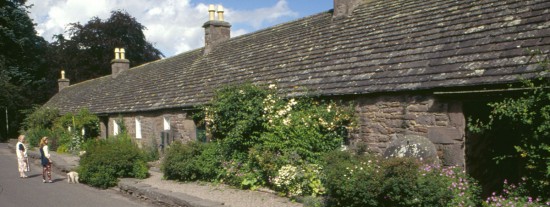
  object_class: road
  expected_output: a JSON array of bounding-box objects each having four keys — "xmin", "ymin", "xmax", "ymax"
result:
[{"xmin": 0, "ymin": 143, "xmax": 155, "ymax": 207}]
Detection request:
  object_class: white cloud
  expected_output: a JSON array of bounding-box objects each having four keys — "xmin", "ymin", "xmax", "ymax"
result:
[
  {"xmin": 26, "ymin": 0, "xmax": 299, "ymax": 57},
  {"xmin": 227, "ymin": 0, "xmax": 298, "ymax": 29}
]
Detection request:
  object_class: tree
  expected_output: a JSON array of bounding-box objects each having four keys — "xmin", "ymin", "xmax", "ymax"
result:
[
  {"xmin": 47, "ymin": 10, "xmax": 164, "ymax": 84},
  {"xmin": 0, "ymin": 0, "xmax": 50, "ymax": 140}
]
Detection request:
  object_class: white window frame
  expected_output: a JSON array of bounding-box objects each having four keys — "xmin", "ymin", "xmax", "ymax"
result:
[
  {"xmin": 113, "ymin": 120, "xmax": 119, "ymax": 136},
  {"xmin": 163, "ymin": 116, "xmax": 170, "ymax": 131},
  {"xmin": 135, "ymin": 117, "xmax": 142, "ymax": 139}
]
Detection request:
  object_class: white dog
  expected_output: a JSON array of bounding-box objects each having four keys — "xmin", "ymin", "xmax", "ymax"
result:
[{"xmin": 67, "ymin": 171, "xmax": 79, "ymax": 183}]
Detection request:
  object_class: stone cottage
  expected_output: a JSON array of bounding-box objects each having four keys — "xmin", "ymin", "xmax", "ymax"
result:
[{"xmin": 44, "ymin": 0, "xmax": 549, "ymax": 187}]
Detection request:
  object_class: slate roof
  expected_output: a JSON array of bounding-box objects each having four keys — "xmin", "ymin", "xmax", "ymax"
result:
[{"xmin": 45, "ymin": 0, "xmax": 550, "ymax": 115}]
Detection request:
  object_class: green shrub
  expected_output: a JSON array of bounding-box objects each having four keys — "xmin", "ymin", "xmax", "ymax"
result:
[
  {"xmin": 79, "ymin": 136, "xmax": 148, "ymax": 188},
  {"xmin": 53, "ymin": 108, "xmax": 100, "ymax": 153},
  {"xmin": 468, "ymin": 50, "xmax": 550, "ymax": 197},
  {"xmin": 483, "ymin": 178, "xmax": 550, "ymax": 207},
  {"xmin": 247, "ymin": 146, "xmax": 286, "ymax": 187},
  {"xmin": 273, "ymin": 163, "xmax": 324, "ymax": 197},
  {"xmin": 56, "ymin": 144, "xmax": 69, "ymax": 153},
  {"xmin": 20, "ymin": 106, "xmax": 59, "ymax": 131},
  {"xmin": 190, "ymin": 83, "xmax": 355, "ymax": 195},
  {"xmin": 199, "ymin": 83, "xmax": 269, "ymax": 159},
  {"xmin": 323, "ymin": 150, "xmax": 383, "ymax": 207},
  {"xmin": 380, "ymin": 158, "xmax": 476, "ymax": 207},
  {"xmin": 260, "ymin": 96, "xmax": 354, "ymax": 164},
  {"xmin": 23, "ymin": 127, "xmax": 52, "ymax": 148},
  {"xmin": 220, "ymin": 159, "xmax": 263, "ymax": 189},
  {"xmin": 322, "ymin": 150, "xmax": 481, "ymax": 207},
  {"xmin": 162, "ymin": 141, "xmax": 222, "ymax": 182},
  {"xmin": 143, "ymin": 138, "xmax": 160, "ymax": 162},
  {"xmin": 20, "ymin": 106, "xmax": 58, "ymax": 148},
  {"xmin": 79, "ymin": 165, "xmax": 118, "ymax": 189}
]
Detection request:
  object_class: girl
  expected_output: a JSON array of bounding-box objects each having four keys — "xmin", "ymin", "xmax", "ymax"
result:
[
  {"xmin": 39, "ymin": 137, "xmax": 53, "ymax": 183},
  {"xmin": 16, "ymin": 135, "xmax": 28, "ymax": 178}
]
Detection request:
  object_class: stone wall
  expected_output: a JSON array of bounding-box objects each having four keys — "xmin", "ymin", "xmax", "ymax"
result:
[
  {"xmin": 97, "ymin": 94, "xmax": 466, "ymax": 166},
  {"xmin": 352, "ymin": 94, "xmax": 465, "ymax": 167},
  {"xmin": 105, "ymin": 110, "xmax": 197, "ymax": 149}
]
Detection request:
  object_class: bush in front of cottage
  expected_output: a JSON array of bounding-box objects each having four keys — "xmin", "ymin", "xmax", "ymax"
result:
[{"xmin": 78, "ymin": 135, "xmax": 149, "ymax": 189}]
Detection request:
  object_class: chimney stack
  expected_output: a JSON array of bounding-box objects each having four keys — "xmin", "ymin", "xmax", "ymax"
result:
[
  {"xmin": 58, "ymin": 70, "xmax": 70, "ymax": 92},
  {"xmin": 111, "ymin": 47, "xmax": 129, "ymax": 78},
  {"xmin": 333, "ymin": 0, "xmax": 362, "ymax": 19},
  {"xmin": 203, "ymin": 4, "xmax": 231, "ymax": 55}
]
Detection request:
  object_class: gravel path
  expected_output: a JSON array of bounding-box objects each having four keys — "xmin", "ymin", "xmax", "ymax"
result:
[{"xmin": 141, "ymin": 171, "xmax": 303, "ymax": 207}]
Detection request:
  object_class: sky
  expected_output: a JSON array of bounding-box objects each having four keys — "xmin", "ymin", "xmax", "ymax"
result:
[{"xmin": 26, "ymin": 0, "xmax": 334, "ymax": 58}]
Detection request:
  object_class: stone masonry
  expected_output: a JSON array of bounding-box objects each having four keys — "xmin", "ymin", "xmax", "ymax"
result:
[{"xmin": 352, "ymin": 94, "xmax": 465, "ymax": 167}]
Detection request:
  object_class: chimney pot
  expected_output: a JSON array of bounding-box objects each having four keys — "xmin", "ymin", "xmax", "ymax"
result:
[
  {"xmin": 217, "ymin": 5, "xmax": 224, "ymax": 21},
  {"xmin": 111, "ymin": 48, "xmax": 129, "ymax": 78},
  {"xmin": 114, "ymin": 48, "xmax": 120, "ymax": 59},
  {"xmin": 208, "ymin": 4, "xmax": 216, "ymax": 21},
  {"xmin": 58, "ymin": 69, "xmax": 69, "ymax": 92},
  {"xmin": 120, "ymin": 48, "xmax": 126, "ymax": 59}
]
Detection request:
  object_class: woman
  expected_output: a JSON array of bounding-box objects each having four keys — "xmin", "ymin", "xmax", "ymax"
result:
[
  {"xmin": 16, "ymin": 135, "xmax": 28, "ymax": 178},
  {"xmin": 39, "ymin": 137, "xmax": 53, "ymax": 183}
]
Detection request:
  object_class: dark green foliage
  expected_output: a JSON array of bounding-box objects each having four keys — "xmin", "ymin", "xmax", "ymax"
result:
[
  {"xmin": 205, "ymin": 83, "xmax": 269, "ymax": 159},
  {"xmin": 174, "ymin": 83, "xmax": 356, "ymax": 194},
  {"xmin": 143, "ymin": 139, "xmax": 160, "ymax": 162},
  {"xmin": 322, "ymin": 150, "xmax": 480, "ymax": 207},
  {"xmin": 323, "ymin": 150, "xmax": 382, "ymax": 207},
  {"xmin": 259, "ymin": 97, "xmax": 354, "ymax": 163},
  {"xmin": 380, "ymin": 158, "xmax": 448, "ymax": 207},
  {"xmin": 47, "ymin": 10, "xmax": 163, "ymax": 84},
  {"xmin": 468, "ymin": 50, "xmax": 550, "ymax": 198},
  {"xmin": 162, "ymin": 141, "xmax": 222, "ymax": 182},
  {"xmin": 19, "ymin": 106, "xmax": 59, "ymax": 147},
  {"xmin": 247, "ymin": 146, "xmax": 286, "ymax": 187},
  {"xmin": 0, "ymin": 1, "xmax": 51, "ymax": 140},
  {"xmin": 51, "ymin": 108, "xmax": 100, "ymax": 153},
  {"xmin": 78, "ymin": 136, "xmax": 148, "ymax": 189},
  {"xmin": 23, "ymin": 127, "xmax": 52, "ymax": 148},
  {"xmin": 53, "ymin": 108, "xmax": 100, "ymax": 138},
  {"xmin": 20, "ymin": 106, "xmax": 59, "ymax": 130}
]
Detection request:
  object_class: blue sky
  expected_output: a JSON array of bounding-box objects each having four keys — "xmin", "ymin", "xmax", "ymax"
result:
[{"xmin": 27, "ymin": 0, "xmax": 333, "ymax": 57}]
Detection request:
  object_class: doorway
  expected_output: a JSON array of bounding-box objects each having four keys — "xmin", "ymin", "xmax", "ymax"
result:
[{"xmin": 463, "ymin": 101, "xmax": 523, "ymax": 197}]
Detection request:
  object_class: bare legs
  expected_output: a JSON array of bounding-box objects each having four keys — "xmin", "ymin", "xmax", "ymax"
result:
[
  {"xmin": 18, "ymin": 158, "xmax": 28, "ymax": 178},
  {"xmin": 42, "ymin": 164, "xmax": 52, "ymax": 182}
]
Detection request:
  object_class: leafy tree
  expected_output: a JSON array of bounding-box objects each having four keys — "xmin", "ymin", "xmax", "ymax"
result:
[
  {"xmin": 0, "ymin": 0, "xmax": 50, "ymax": 140},
  {"xmin": 46, "ymin": 10, "xmax": 164, "ymax": 85}
]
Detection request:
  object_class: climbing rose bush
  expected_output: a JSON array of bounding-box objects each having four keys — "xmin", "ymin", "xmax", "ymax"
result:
[
  {"xmin": 260, "ymin": 84, "xmax": 355, "ymax": 163},
  {"xmin": 190, "ymin": 83, "xmax": 356, "ymax": 196}
]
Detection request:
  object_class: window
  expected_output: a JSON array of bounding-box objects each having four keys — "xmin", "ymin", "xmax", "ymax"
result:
[
  {"xmin": 196, "ymin": 124, "xmax": 206, "ymax": 143},
  {"xmin": 113, "ymin": 120, "xmax": 119, "ymax": 136},
  {"xmin": 135, "ymin": 117, "xmax": 142, "ymax": 139},
  {"xmin": 163, "ymin": 117, "xmax": 170, "ymax": 131}
]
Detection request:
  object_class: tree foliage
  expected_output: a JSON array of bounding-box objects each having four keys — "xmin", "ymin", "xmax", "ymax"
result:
[
  {"xmin": 46, "ymin": 10, "xmax": 164, "ymax": 85},
  {"xmin": 0, "ymin": 0, "xmax": 50, "ymax": 140}
]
